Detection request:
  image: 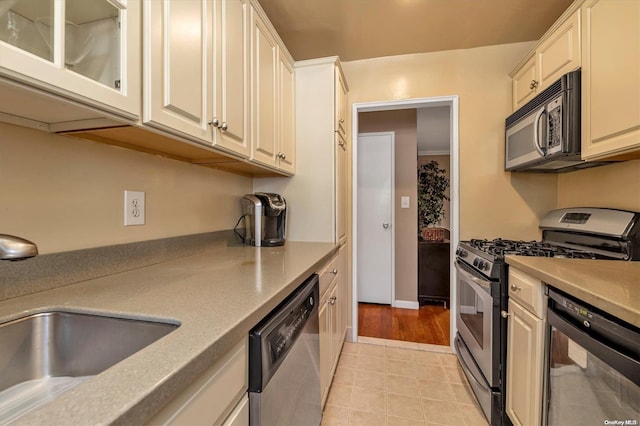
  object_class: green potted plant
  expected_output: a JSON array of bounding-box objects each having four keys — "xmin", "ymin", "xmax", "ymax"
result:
[{"xmin": 417, "ymin": 160, "xmax": 450, "ymax": 241}]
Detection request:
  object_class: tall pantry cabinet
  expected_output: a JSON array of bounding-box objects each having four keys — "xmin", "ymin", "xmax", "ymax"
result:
[{"xmin": 253, "ymin": 56, "xmax": 351, "ymax": 405}]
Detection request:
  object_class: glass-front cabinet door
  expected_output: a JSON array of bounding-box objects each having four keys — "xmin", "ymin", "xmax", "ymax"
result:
[{"xmin": 0, "ymin": 0, "xmax": 140, "ymax": 118}]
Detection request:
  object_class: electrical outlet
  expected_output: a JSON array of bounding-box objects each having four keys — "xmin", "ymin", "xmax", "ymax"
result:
[
  {"xmin": 124, "ymin": 191, "xmax": 145, "ymax": 226},
  {"xmin": 401, "ymin": 196, "xmax": 410, "ymax": 209}
]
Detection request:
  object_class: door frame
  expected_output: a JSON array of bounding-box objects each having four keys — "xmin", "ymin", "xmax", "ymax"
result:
[
  {"xmin": 356, "ymin": 131, "xmax": 395, "ymax": 306},
  {"xmin": 351, "ymin": 96, "xmax": 460, "ymax": 351}
]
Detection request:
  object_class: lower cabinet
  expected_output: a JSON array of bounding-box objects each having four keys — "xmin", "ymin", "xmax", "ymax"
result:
[
  {"xmin": 505, "ymin": 268, "xmax": 546, "ymax": 426},
  {"xmin": 318, "ymin": 250, "xmax": 346, "ymax": 406},
  {"xmin": 147, "ymin": 339, "xmax": 247, "ymax": 426}
]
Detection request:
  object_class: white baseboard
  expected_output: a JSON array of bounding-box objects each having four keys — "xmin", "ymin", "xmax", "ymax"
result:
[{"xmin": 393, "ymin": 300, "xmax": 419, "ymax": 310}]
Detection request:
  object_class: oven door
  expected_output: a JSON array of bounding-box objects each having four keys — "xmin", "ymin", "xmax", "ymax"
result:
[{"xmin": 455, "ymin": 260, "xmax": 501, "ymax": 387}]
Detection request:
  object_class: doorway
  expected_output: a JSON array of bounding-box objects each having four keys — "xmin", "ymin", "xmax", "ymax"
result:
[{"xmin": 351, "ymin": 96, "xmax": 459, "ymax": 351}]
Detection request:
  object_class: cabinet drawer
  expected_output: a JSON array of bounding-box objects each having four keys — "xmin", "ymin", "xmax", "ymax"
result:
[
  {"xmin": 318, "ymin": 254, "xmax": 339, "ymax": 297},
  {"xmin": 508, "ymin": 268, "xmax": 546, "ymax": 318},
  {"xmin": 148, "ymin": 339, "xmax": 247, "ymax": 426}
]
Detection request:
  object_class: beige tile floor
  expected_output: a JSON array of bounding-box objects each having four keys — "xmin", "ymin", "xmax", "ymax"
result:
[{"xmin": 321, "ymin": 338, "xmax": 489, "ymax": 426}]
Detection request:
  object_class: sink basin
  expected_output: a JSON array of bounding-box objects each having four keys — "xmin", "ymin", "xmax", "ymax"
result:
[{"xmin": 0, "ymin": 311, "xmax": 179, "ymax": 423}]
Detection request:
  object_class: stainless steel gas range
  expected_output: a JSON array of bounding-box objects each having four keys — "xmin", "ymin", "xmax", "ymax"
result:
[{"xmin": 454, "ymin": 207, "xmax": 640, "ymax": 425}]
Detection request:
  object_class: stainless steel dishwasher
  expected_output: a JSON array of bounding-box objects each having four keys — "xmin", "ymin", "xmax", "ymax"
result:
[{"xmin": 248, "ymin": 274, "xmax": 321, "ymax": 426}]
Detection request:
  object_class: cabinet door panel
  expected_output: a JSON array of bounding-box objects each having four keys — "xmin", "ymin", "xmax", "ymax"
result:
[
  {"xmin": 506, "ymin": 300, "xmax": 544, "ymax": 426},
  {"xmin": 537, "ymin": 10, "xmax": 580, "ymax": 88},
  {"xmin": 0, "ymin": 0, "xmax": 140, "ymax": 117},
  {"xmin": 512, "ymin": 56, "xmax": 537, "ymax": 110},
  {"xmin": 214, "ymin": 0, "xmax": 250, "ymax": 157},
  {"xmin": 278, "ymin": 54, "xmax": 295, "ymax": 173},
  {"xmin": 144, "ymin": 0, "xmax": 212, "ymax": 143},
  {"xmin": 335, "ymin": 67, "xmax": 347, "ymax": 137},
  {"xmin": 251, "ymin": 11, "xmax": 278, "ymax": 167},
  {"xmin": 581, "ymin": 0, "xmax": 640, "ymax": 159},
  {"xmin": 319, "ymin": 300, "xmax": 330, "ymax": 403},
  {"xmin": 336, "ymin": 133, "xmax": 347, "ymax": 244}
]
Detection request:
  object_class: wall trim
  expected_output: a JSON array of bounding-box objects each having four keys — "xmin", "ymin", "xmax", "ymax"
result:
[{"xmin": 393, "ymin": 300, "xmax": 419, "ymax": 310}]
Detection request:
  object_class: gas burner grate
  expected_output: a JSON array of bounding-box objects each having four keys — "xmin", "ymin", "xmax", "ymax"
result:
[{"xmin": 468, "ymin": 238, "xmax": 598, "ymax": 259}]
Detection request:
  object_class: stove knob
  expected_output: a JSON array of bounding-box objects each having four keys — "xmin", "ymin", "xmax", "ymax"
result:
[
  {"xmin": 473, "ymin": 258, "xmax": 479, "ymax": 267},
  {"xmin": 478, "ymin": 261, "xmax": 485, "ymax": 270},
  {"xmin": 459, "ymin": 249, "xmax": 468, "ymax": 258}
]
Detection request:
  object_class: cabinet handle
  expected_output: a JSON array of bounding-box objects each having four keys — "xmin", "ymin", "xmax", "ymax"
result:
[
  {"xmin": 529, "ymin": 80, "xmax": 538, "ymax": 90},
  {"xmin": 510, "ymin": 284, "xmax": 521, "ymax": 292},
  {"xmin": 501, "ymin": 310, "xmax": 511, "ymax": 318},
  {"xmin": 331, "ymin": 269, "xmax": 338, "ymax": 275},
  {"xmin": 220, "ymin": 122, "xmax": 228, "ymax": 131},
  {"xmin": 208, "ymin": 118, "xmax": 219, "ymax": 128}
]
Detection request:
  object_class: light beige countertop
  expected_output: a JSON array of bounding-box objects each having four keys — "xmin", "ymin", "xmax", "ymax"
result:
[
  {"xmin": 505, "ymin": 255, "xmax": 640, "ymax": 327},
  {"xmin": 0, "ymin": 240, "xmax": 336, "ymax": 425}
]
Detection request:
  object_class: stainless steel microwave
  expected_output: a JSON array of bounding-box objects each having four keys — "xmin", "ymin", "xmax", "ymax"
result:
[{"xmin": 505, "ymin": 70, "xmax": 599, "ymax": 173}]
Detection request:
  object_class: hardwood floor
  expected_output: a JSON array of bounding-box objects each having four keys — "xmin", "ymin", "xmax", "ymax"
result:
[{"xmin": 358, "ymin": 303, "xmax": 450, "ymax": 346}]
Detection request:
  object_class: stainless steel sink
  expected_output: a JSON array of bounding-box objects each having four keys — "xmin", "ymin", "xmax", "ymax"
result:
[{"xmin": 0, "ymin": 311, "xmax": 179, "ymax": 423}]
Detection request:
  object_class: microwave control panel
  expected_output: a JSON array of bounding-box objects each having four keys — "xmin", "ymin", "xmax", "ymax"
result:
[{"xmin": 547, "ymin": 95, "xmax": 563, "ymax": 152}]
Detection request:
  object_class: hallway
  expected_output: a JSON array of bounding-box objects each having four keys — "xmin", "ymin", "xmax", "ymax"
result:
[{"xmin": 358, "ymin": 303, "xmax": 450, "ymax": 346}]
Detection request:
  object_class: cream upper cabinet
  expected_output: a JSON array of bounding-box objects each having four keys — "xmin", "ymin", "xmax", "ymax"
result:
[
  {"xmin": 144, "ymin": 0, "xmax": 250, "ymax": 156},
  {"xmin": 512, "ymin": 56, "xmax": 537, "ymax": 108},
  {"xmin": 249, "ymin": 3, "xmax": 295, "ymax": 174},
  {"xmin": 277, "ymin": 52, "xmax": 296, "ymax": 174},
  {"xmin": 213, "ymin": 0, "xmax": 250, "ymax": 158},
  {"xmin": 511, "ymin": 8, "xmax": 581, "ymax": 110},
  {"xmin": 505, "ymin": 268, "xmax": 546, "ymax": 426},
  {"xmin": 580, "ymin": 0, "xmax": 640, "ymax": 160},
  {"xmin": 143, "ymin": 0, "xmax": 213, "ymax": 144},
  {"xmin": 0, "ymin": 0, "xmax": 141, "ymax": 119}
]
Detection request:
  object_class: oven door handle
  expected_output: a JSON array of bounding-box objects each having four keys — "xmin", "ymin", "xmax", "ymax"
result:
[{"xmin": 455, "ymin": 261, "xmax": 492, "ymax": 289}]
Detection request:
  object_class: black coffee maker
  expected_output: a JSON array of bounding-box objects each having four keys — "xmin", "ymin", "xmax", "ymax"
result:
[{"xmin": 241, "ymin": 193, "xmax": 287, "ymax": 247}]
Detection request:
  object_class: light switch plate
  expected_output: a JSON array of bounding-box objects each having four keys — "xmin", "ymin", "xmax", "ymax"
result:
[
  {"xmin": 124, "ymin": 191, "xmax": 145, "ymax": 226},
  {"xmin": 401, "ymin": 196, "xmax": 410, "ymax": 209}
]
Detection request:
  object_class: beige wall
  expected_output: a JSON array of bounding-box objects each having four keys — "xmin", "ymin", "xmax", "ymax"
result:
[
  {"xmin": 343, "ymin": 42, "xmax": 558, "ymax": 242},
  {"xmin": 557, "ymin": 160, "xmax": 640, "ymax": 211},
  {"xmin": 0, "ymin": 123, "xmax": 252, "ymax": 254},
  {"xmin": 418, "ymin": 155, "xmax": 451, "ymax": 231},
  {"xmin": 359, "ymin": 110, "xmax": 418, "ymax": 302}
]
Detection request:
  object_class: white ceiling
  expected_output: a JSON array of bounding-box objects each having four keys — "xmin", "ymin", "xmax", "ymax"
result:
[
  {"xmin": 417, "ymin": 107, "xmax": 450, "ymax": 154},
  {"xmin": 258, "ymin": 0, "xmax": 574, "ymax": 61}
]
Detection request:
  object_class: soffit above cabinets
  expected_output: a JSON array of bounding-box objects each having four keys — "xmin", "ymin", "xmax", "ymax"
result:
[{"xmin": 258, "ymin": 0, "xmax": 575, "ymax": 61}]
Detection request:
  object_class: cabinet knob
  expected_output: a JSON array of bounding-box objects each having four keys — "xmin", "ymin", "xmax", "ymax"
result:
[
  {"xmin": 220, "ymin": 122, "xmax": 228, "ymax": 131},
  {"xmin": 208, "ymin": 118, "xmax": 220, "ymax": 128},
  {"xmin": 329, "ymin": 296, "xmax": 337, "ymax": 305},
  {"xmin": 331, "ymin": 269, "xmax": 338, "ymax": 275},
  {"xmin": 501, "ymin": 310, "xmax": 511, "ymax": 318},
  {"xmin": 382, "ymin": 223, "xmax": 390, "ymax": 229},
  {"xmin": 280, "ymin": 153, "xmax": 286, "ymax": 160},
  {"xmin": 510, "ymin": 284, "xmax": 521, "ymax": 292},
  {"xmin": 338, "ymin": 140, "xmax": 345, "ymax": 147},
  {"xmin": 339, "ymin": 118, "xmax": 344, "ymax": 123},
  {"xmin": 529, "ymin": 80, "xmax": 539, "ymax": 90}
]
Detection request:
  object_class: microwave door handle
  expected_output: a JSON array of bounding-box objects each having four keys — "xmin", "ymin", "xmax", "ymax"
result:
[{"xmin": 533, "ymin": 107, "xmax": 546, "ymax": 156}]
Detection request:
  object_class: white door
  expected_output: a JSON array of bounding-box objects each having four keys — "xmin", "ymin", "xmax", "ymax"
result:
[{"xmin": 357, "ymin": 132, "xmax": 394, "ymax": 304}]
